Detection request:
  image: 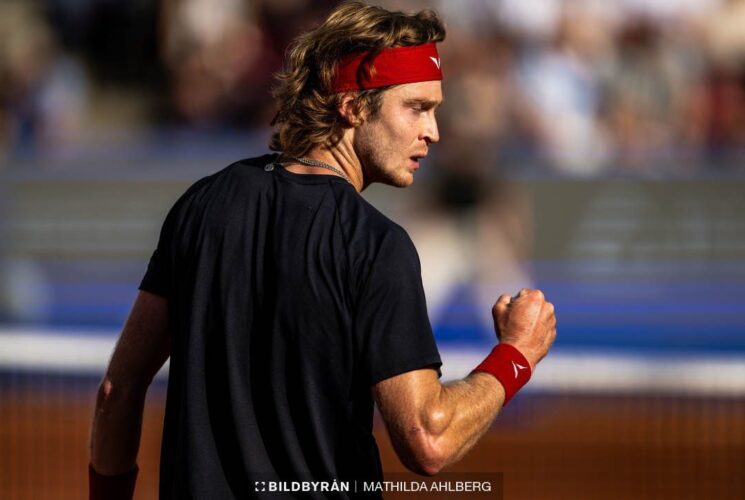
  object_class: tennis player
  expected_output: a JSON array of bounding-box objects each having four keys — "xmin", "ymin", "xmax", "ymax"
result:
[{"xmin": 89, "ymin": 2, "xmax": 556, "ymax": 498}]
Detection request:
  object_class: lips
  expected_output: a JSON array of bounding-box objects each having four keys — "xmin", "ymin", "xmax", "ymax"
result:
[{"xmin": 408, "ymin": 151, "xmax": 427, "ymax": 170}]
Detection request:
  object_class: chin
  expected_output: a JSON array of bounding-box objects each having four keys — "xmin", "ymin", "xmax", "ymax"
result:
[
  {"xmin": 373, "ymin": 163, "xmax": 415, "ymax": 188},
  {"xmin": 387, "ymin": 172, "xmax": 414, "ymax": 188}
]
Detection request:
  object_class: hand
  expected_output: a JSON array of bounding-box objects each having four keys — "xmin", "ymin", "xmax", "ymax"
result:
[{"xmin": 491, "ymin": 288, "xmax": 556, "ymax": 371}]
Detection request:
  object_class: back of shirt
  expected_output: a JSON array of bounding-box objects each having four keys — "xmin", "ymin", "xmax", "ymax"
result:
[{"xmin": 140, "ymin": 154, "xmax": 441, "ymax": 499}]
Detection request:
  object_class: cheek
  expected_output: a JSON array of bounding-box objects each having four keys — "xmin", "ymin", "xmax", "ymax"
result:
[
  {"xmin": 355, "ymin": 123, "xmax": 386, "ymax": 166},
  {"xmin": 397, "ymin": 112, "xmax": 418, "ymax": 134},
  {"xmin": 359, "ymin": 111, "xmax": 417, "ymax": 165},
  {"xmin": 384, "ymin": 115, "xmax": 416, "ymax": 151}
]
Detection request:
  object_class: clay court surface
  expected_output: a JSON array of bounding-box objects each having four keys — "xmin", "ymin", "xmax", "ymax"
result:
[{"xmin": 1, "ymin": 378, "xmax": 743, "ymax": 499}]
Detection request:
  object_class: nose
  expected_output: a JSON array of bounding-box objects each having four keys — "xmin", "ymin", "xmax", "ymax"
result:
[{"xmin": 421, "ymin": 112, "xmax": 440, "ymax": 144}]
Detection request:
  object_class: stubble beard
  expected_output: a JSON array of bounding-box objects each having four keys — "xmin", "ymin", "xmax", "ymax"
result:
[{"xmin": 355, "ymin": 133, "xmax": 412, "ymax": 189}]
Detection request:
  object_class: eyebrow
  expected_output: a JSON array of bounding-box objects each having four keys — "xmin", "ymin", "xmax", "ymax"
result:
[{"xmin": 403, "ymin": 98, "xmax": 444, "ymax": 109}]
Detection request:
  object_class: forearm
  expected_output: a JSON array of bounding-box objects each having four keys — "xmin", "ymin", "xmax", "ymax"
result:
[
  {"xmin": 426, "ymin": 372, "xmax": 504, "ymax": 468},
  {"xmin": 89, "ymin": 379, "xmax": 148, "ymax": 474},
  {"xmin": 377, "ymin": 289, "xmax": 556, "ymax": 475},
  {"xmin": 89, "ymin": 291, "xmax": 170, "ymax": 475},
  {"xmin": 377, "ymin": 369, "xmax": 505, "ymax": 475}
]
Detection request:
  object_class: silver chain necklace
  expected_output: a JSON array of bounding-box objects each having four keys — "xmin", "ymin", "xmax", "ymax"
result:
[{"xmin": 278, "ymin": 155, "xmax": 353, "ymax": 185}]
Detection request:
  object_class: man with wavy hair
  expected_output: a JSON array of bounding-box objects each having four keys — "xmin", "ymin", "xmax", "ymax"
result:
[{"xmin": 89, "ymin": 2, "xmax": 556, "ymax": 498}]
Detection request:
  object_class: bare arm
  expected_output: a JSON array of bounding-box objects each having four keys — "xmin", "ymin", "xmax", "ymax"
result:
[
  {"xmin": 89, "ymin": 290, "xmax": 171, "ymax": 475},
  {"xmin": 374, "ymin": 368, "xmax": 504, "ymax": 476},
  {"xmin": 373, "ymin": 289, "xmax": 556, "ymax": 476}
]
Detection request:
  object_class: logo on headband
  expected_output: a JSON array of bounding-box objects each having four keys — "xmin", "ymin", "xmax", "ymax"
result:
[{"xmin": 429, "ymin": 57, "xmax": 441, "ymax": 69}]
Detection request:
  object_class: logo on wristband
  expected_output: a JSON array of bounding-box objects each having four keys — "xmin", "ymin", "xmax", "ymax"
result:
[
  {"xmin": 472, "ymin": 344, "xmax": 532, "ymax": 406},
  {"xmin": 511, "ymin": 361, "xmax": 528, "ymax": 378}
]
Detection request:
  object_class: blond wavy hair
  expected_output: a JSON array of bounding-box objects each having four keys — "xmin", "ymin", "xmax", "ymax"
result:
[{"xmin": 269, "ymin": 1, "xmax": 446, "ymax": 157}]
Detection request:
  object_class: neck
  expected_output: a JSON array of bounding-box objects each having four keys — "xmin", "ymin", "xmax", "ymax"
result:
[
  {"xmin": 285, "ymin": 134, "xmax": 365, "ymax": 192},
  {"xmin": 309, "ymin": 149, "xmax": 363, "ymax": 192}
]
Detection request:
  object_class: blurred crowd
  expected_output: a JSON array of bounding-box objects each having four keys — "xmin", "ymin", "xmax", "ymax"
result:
[{"xmin": 1, "ymin": 0, "xmax": 745, "ymax": 175}]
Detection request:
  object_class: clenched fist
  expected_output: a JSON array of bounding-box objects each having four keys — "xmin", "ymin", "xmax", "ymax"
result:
[{"xmin": 492, "ymin": 288, "xmax": 556, "ymax": 371}]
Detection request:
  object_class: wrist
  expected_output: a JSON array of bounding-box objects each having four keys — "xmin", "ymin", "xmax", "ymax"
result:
[
  {"xmin": 89, "ymin": 463, "xmax": 138, "ymax": 500},
  {"xmin": 471, "ymin": 343, "xmax": 531, "ymax": 406}
]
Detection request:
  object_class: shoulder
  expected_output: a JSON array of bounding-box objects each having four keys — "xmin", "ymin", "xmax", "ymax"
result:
[
  {"xmin": 195, "ymin": 153, "xmax": 276, "ymax": 191},
  {"xmin": 332, "ymin": 190, "xmax": 414, "ymax": 250},
  {"xmin": 228, "ymin": 154, "xmax": 278, "ymax": 177},
  {"xmin": 169, "ymin": 153, "xmax": 276, "ymax": 210},
  {"xmin": 329, "ymin": 185, "xmax": 406, "ymax": 235},
  {"xmin": 334, "ymin": 195, "xmax": 420, "ymax": 288}
]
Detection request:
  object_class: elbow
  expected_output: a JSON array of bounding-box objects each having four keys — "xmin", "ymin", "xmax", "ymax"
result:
[
  {"xmin": 95, "ymin": 379, "xmax": 116, "ymax": 411},
  {"xmin": 95, "ymin": 377, "xmax": 147, "ymax": 411},
  {"xmin": 401, "ymin": 432, "xmax": 448, "ymax": 476},
  {"xmin": 408, "ymin": 463, "xmax": 444, "ymax": 477},
  {"xmin": 398, "ymin": 411, "xmax": 451, "ymax": 476},
  {"xmin": 415, "ymin": 458, "xmax": 446, "ymax": 477}
]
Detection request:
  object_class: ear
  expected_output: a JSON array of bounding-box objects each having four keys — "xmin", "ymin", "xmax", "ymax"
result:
[{"xmin": 338, "ymin": 93, "xmax": 364, "ymax": 127}]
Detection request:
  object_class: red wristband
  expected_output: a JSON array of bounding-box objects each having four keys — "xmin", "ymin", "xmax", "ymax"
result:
[
  {"xmin": 89, "ymin": 464, "xmax": 138, "ymax": 500},
  {"xmin": 472, "ymin": 344, "xmax": 531, "ymax": 406}
]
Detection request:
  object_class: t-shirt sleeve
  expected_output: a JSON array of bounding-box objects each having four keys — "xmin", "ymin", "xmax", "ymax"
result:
[
  {"xmin": 355, "ymin": 226, "xmax": 442, "ymax": 386},
  {"xmin": 139, "ymin": 201, "xmax": 180, "ymax": 297},
  {"xmin": 139, "ymin": 173, "xmax": 216, "ymax": 297}
]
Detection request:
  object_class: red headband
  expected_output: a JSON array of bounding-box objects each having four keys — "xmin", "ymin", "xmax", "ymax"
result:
[{"xmin": 331, "ymin": 42, "xmax": 443, "ymax": 93}]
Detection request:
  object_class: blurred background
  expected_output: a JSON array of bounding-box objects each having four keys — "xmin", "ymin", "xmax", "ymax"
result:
[{"xmin": 1, "ymin": 0, "xmax": 744, "ymax": 498}]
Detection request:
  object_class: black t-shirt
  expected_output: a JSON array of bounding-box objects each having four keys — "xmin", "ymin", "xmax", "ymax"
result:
[{"xmin": 140, "ymin": 154, "xmax": 442, "ymax": 499}]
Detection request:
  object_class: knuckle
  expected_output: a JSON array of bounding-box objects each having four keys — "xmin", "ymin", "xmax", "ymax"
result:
[{"xmin": 523, "ymin": 288, "xmax": 543, "ymax": 301}]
